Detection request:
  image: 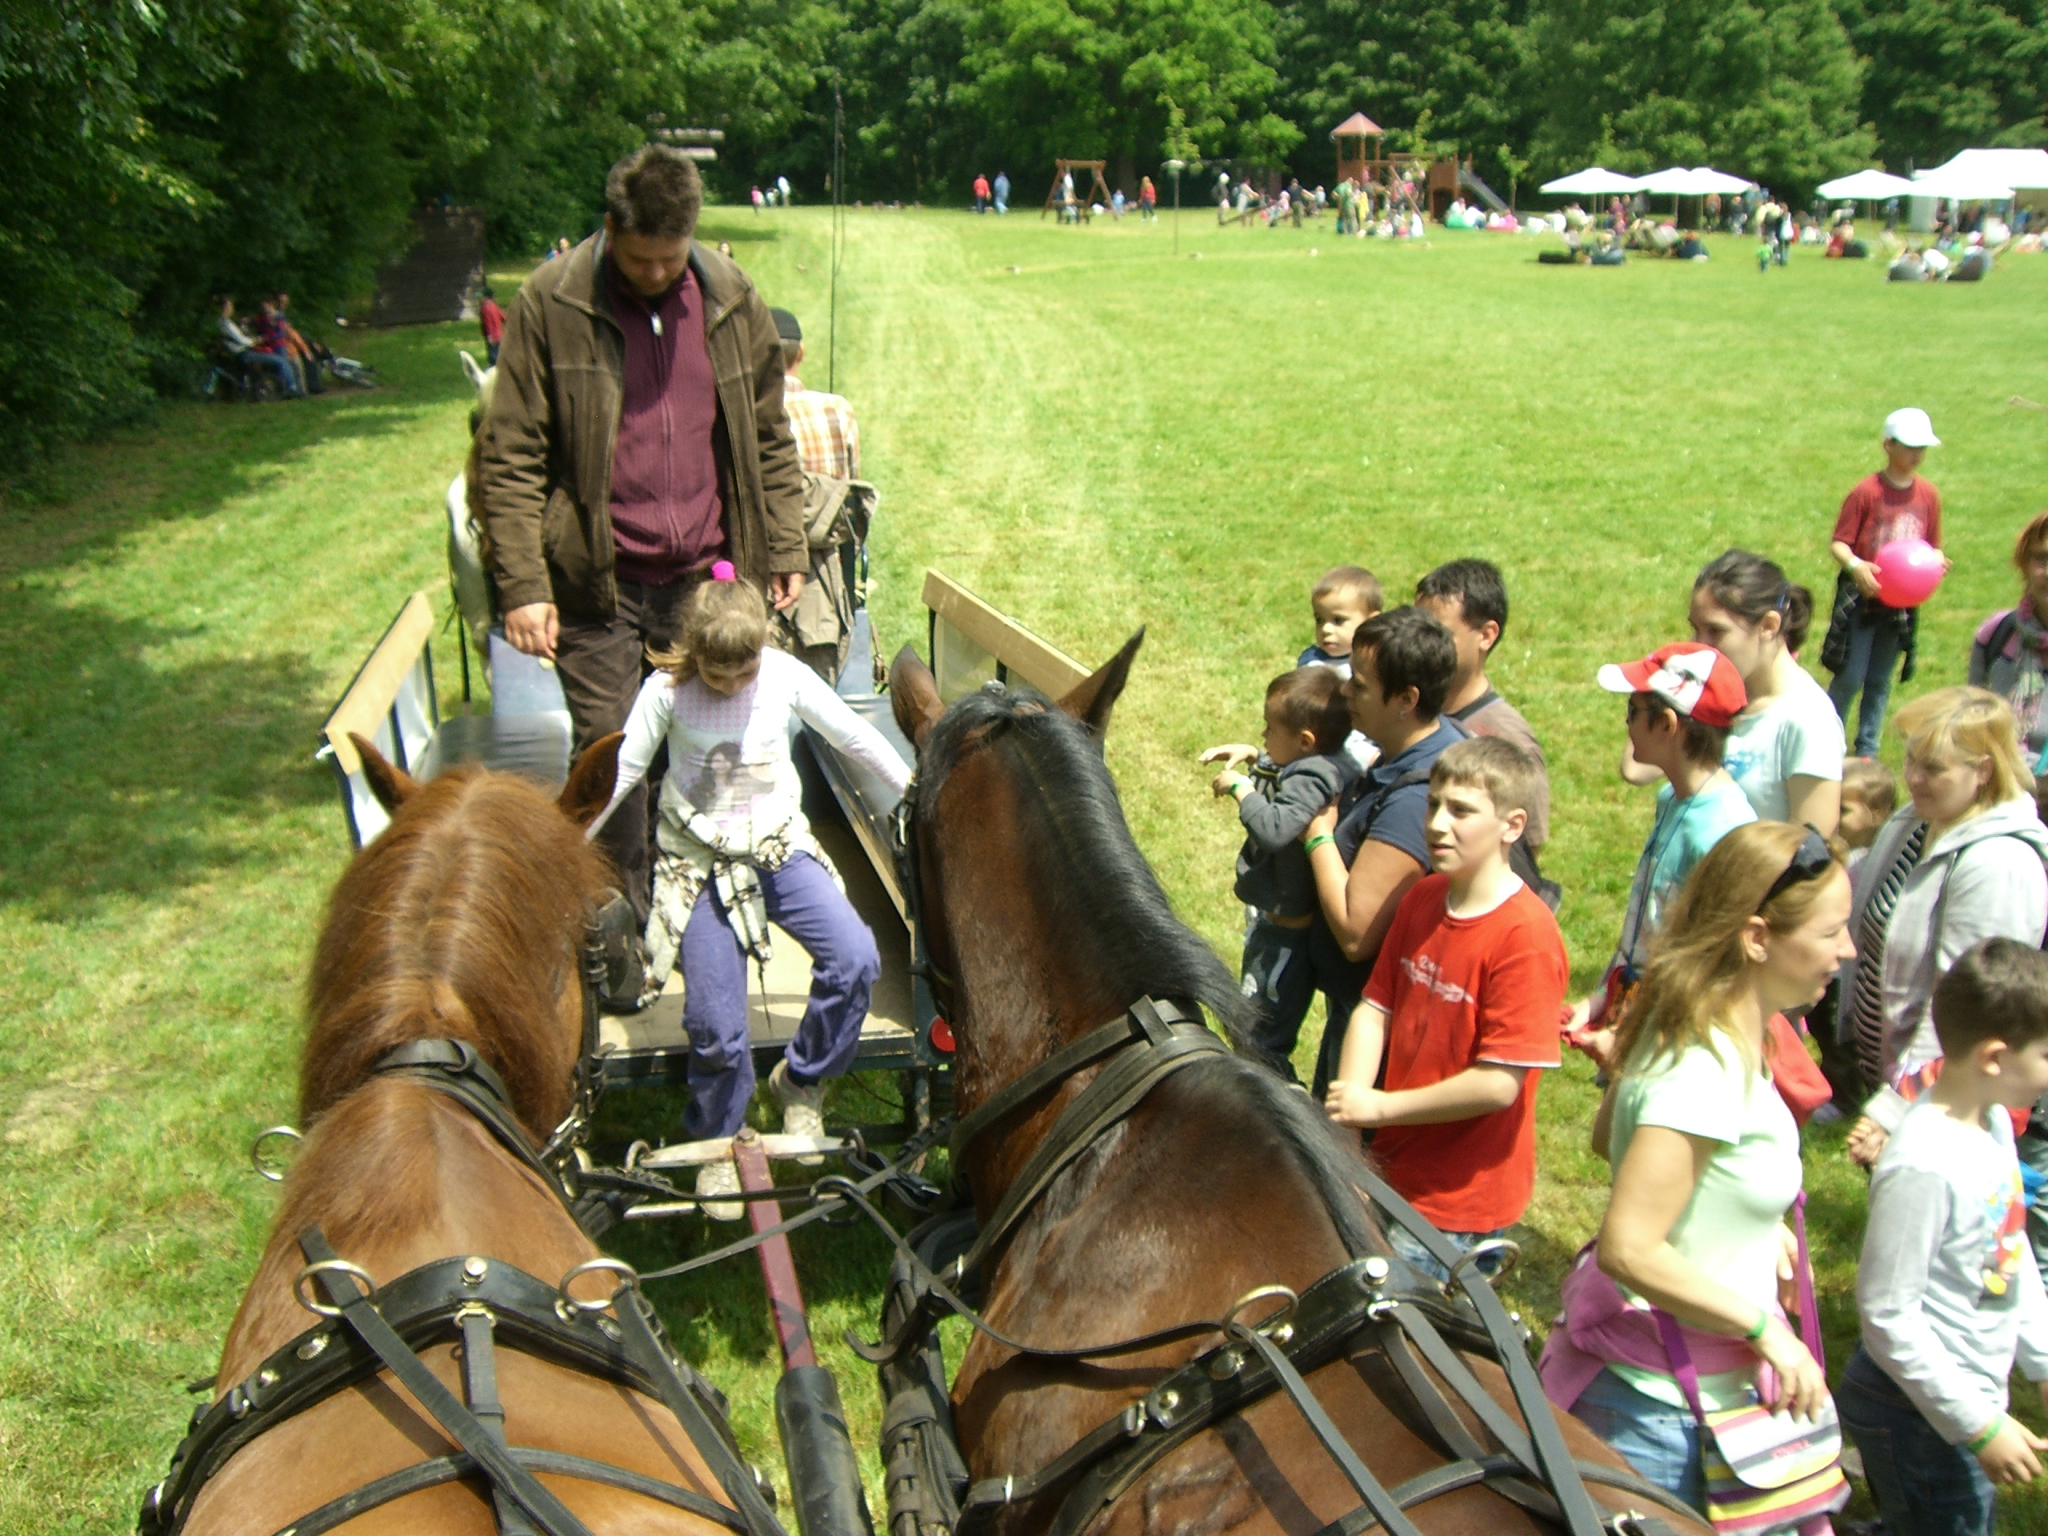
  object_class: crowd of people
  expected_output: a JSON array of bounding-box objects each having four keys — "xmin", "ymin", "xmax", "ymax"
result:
[{"xmin": 1192, "ymin": 403, "xmax": 2048, "ymax": 1536}]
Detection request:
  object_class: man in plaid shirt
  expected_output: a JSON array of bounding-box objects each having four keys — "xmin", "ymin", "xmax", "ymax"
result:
[{"xmin": 770, "ymin": 308, "xmax": 859, "ymax": 481}]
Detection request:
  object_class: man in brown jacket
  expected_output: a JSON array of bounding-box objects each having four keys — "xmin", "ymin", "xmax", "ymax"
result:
[{"xmin": 480, "ymin": 144, "xmax": 807, "ymax": 926}]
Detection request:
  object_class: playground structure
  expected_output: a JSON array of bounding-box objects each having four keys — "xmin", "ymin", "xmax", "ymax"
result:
[
  {"xmin": 1329, "ymin": 112, "xmax": 1511, "ymax": 222},
  {"xmin": 1041, "ymin": 158, "xmax": 1113, "ymax": 220}
]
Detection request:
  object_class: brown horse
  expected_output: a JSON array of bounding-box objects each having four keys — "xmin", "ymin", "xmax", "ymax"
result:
[
  {"xmin": 886, "ymin": 638, "xmax": 1710, "ymax": 1536},
  {"xmin": 180, "ymin": 737, "xmax": 745, "ymax": 1536}
]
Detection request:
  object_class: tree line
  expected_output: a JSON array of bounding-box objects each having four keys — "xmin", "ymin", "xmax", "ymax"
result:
[{"xmin": 5, "ymin": 0, "xmax": 2045, "ymax": 465}]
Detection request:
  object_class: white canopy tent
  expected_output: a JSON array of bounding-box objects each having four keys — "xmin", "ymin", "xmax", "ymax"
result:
[
  {"xmin": 1931, "ymin": 148, "xmax": 2048, "ymax": 191},
  {"xmin": 1817, "ymin": 169, "xmax": 1915, "ymax": 200},
  {"xmin": 1910, "ymin": 165, "xmax": 2017, "ymax": 202},
  {"xmin": 1538, "ymin": 167, "xmax": 1643, "ymax": 196}
]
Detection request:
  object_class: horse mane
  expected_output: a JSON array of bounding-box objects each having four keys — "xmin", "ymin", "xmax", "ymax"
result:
[
  {"xmin": 918, "ymin": 682, "xmax": 1249, "ymax": 1033},
  {"xmin": 921, "ymin": 682, "xmax": 1384, "ymax": 1260},
  {"xmin": 299, "ymin": 765, "xmax": 612, "ymax": 1134}
]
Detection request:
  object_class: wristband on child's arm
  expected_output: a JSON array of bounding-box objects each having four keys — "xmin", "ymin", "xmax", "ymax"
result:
[
  {"xmin": 1743, "ymin": 1308, "xmax": 1769, "ymax": 1342},
  {"xmin": 1303, "ymin": 833, "xmax": 1335, "ymax": 855},
  {"xmin": 1229, "ymin": 775, "xmax": 1253, "ymax": 797},
  {"xmin": 1967, "ymin": 1417, "xmax": 2007, "ymax": 1455}
]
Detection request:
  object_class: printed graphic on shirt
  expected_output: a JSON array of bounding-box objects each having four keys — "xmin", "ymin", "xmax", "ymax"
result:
[
  {"xmin": 676, "ymin": 733, "xmax": 778, "ymax": 832},
  {"xmin": 1982, "ymin": 1162, "xmax": 2030, "ymax": 1299},
  {"xmin": 1400, "ymin": 953, "xmax": 1474, "ymax": 1005}
]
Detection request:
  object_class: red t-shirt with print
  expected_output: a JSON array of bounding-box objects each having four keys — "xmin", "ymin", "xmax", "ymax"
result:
[
  {"xmin": 1832, "ymin": 473, "xmax": 1942, "ymax": 562},
  {"xmin": 1362, "ymin": 874, "xmax": 1567, "ymax": 1231}
]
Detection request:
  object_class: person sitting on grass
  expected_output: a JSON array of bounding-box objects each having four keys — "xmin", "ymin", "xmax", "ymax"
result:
[
  {"xmin": 587, "ymin": 568, "xmax": 912, "ymax": 1220},
  {"xmin": 1842, "ymin": 938, "xmax": 2048, "ymax": 1536},
  {"xmin": 1568, "ymin": 643, "xmax": 1754, "ymax": 1066},
  {"xmin": 1323, "ymin": 737, "xmax": 1566, "ymax": 1281},
  {"xmin": 1203, "ymin": 667, "xmax": 1359, "ymax": 1082},
  {"xmin": 215, "ymin": 297, "xmax": 301, "ymax": 398}
]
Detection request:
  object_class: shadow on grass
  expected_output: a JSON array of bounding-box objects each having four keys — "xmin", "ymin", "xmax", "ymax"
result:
[{"xmin": 0, "ymin": 321, "xmax": 488, "ymax": 917}]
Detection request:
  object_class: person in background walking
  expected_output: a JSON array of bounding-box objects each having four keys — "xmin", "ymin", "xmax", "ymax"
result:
[
  {"xmin": 993, "ymin": 171, "xmax": 1010, "ymax": 214},
  {"xmin": 1139, "ymin": 176, "xmax": 1157, "ymax": 221},
  {"xmin": 478, "ymin": 283, "xmax": 506, "ymax": 367},
  {"xmin": 972, "ymin": 173, "xmax": 990, "ymax": 214}
]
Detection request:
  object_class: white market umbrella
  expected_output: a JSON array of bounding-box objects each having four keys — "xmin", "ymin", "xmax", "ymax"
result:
[
  {"xmin": 1818, "ymin": 168, "xmax": 1915, "ymax": 200},
  {"xmin": 1686, "ymin": 167, "xmax": 1755, "ymax": 194},
  {"xmin": 1634, "ymin": 166, "xmax": 1705, "ymax": 195},
  {"xmin": 1539, "ymin": 167, "xmax": 1644, "ymax": 196}
]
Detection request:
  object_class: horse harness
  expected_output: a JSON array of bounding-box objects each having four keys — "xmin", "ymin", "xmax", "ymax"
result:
[
  {"xmin": 138, "ymin": 1027, "xmax": 786, "ymax": 1536},
  {"xmin": 862, "ymin": 997, "xmax": 1703, "ymax": 1536}
]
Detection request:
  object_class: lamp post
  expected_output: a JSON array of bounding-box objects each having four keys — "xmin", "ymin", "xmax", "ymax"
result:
[{"xmin": 1165, "ymin": 159, "xmax": 1186, "ymax": 255}]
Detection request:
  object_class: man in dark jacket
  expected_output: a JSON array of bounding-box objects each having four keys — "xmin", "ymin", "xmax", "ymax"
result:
[{"xmin": 479, "ymin": 143, "xmax": 808, "ymax": 923}]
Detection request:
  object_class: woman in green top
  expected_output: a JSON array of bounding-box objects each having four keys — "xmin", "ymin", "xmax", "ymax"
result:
[{"xmin": 1576, "ymin": 822, "xmax": 1853, "ymax": 1512}]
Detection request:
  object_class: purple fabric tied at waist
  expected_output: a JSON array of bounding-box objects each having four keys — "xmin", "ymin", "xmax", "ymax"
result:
[{"xmin": 1538, "ymin": 1244, "xmax": 1771, "ymax": 1412}]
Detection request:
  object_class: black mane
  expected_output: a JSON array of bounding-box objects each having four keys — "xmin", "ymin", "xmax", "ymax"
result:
[{"xmin": 917, "ymin": 681, "xmax": 1381, "ymax": 1259}]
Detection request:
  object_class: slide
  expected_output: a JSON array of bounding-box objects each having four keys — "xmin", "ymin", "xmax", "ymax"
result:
[{"xmin": 1459, "ymin": 167, "xmax": 1509, "ymax": 214}]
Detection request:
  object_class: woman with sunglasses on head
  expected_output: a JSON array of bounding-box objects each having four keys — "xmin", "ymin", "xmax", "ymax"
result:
[
  {"xmin": 1541, "ymin": 822, "xmax": 1854, "ymax": 1519},
  {"xmin": 1844, "ymin": 687, "xmax": 2048, "ymax": 1168}
]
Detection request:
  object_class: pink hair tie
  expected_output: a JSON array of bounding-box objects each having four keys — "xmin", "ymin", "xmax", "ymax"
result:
[{"xmin": 710, "ymin": 560, "xmax": 736, "ymax": 582}]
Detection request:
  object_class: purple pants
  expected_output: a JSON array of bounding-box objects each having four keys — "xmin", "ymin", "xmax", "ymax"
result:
[{"xmin": 680, "ymin": 852, "xmax": 879, "ymax": 1139}]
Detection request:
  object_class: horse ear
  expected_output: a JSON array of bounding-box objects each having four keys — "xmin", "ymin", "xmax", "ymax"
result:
[
  {"xmin": 459, "ymin": 348, "xmax": 488, "ymax": 392},
  {"xmin": 559, "ymin": 732, "xmax": 624, "ymax": 827},
  {"xmin": 889, "ymin": 645, "xmax": 945, "ymax": 750},
  {"xmin": 1058, "ymin": 629, "xmax": 1145, "ymax": 737},
  {"xmin": 353, "ymin": 733, "xmax": 421, "ymax": 813}
]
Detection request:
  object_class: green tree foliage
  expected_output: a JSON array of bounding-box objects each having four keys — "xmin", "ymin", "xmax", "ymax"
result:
[
  {"xmin": 1269, "ymin": 0, "xmax": 1532, "ymax": 189},
  {"xmin": 1835, "ymin": 0, "xmax": 2048, "ymax": 168},
  {"xmin": 1525, "ymin": 0, "xmax": 1874, "ymax": 190}
]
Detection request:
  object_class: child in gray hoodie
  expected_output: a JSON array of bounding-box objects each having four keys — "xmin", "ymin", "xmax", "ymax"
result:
[{"xmin": 1206, "ymin": 667, "xmax": 1358, "ymax": 1079}]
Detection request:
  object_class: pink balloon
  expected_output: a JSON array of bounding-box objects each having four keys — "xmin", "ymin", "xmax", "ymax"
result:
[{"xmin": 1873, "ymin": 538, "xmax": 1945, "ymax": 608}]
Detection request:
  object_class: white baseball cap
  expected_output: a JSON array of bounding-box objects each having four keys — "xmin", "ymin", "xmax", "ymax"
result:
[{"xmin": 1883, "ymin": 407, "xmax": 1941, "ymax": 448}]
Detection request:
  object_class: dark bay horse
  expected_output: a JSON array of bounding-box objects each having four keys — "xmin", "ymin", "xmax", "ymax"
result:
[
  {"xmin": 886, "ymin": 638, "xmax": 1708, "ymax": 1536},
  {"xmin": 182, "ymin": 737, "xmax": 742, "ymax": 1535}
]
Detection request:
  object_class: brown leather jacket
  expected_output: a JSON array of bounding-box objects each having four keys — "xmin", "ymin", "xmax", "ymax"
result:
[{"xmin": 478, "ymin": 232, "xmax": 807, "ymax": 619}]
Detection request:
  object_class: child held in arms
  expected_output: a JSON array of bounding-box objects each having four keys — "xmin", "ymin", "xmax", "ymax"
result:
[
  {"xmin": 589, "ymin": 565, "xmax": 912, "ymax": 1220},
  {"xmin": 1324, "ymin": 736, "xmax": 1567, "ymax": 1280},
  {"xmin": 1204, "ymin": 668, "xmax": 1359, "ymax": 1080},
  {"xmin": 1298, "ymin": 565, "xmax": 1384, "ymax": 676},
  {"xmin": 1842, "ymin": 939, "xmax": 2048, "ymax": 1536}
]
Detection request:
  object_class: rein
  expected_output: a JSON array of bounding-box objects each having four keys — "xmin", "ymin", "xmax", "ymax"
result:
[
  {"xmin": 849, "ymin": 995, "xmax": 1698, "ymax": 1536},
  {"xmin": 139, "ymin": 1034, "xmax": 785, "ymax": 1536}
]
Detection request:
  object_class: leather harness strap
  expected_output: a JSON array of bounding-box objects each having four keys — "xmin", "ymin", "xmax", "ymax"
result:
[{"xmin": 298, "ymin": 1227, "xmax": 595, "ymax": 1536}]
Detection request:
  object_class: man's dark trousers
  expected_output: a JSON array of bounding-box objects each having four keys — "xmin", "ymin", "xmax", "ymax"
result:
[{"xmin": 554, "ymin": 577, "xmax": 699, "ymax": 925}]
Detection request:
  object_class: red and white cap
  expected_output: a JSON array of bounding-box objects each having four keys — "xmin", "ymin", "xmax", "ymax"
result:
[{"xmin": 1597, "ymin": 642, "xmax": 1748, "ymax": 728}]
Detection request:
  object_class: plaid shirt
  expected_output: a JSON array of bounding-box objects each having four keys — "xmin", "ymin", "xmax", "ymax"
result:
[{"xmin": 782, "ymin": 375, "xmax": 860, "ymax": 480}]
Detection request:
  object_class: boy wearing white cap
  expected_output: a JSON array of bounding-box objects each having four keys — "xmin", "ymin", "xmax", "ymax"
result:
[{"xmin": 1825, "ymin": 408, "xmax": 1949, "ymax": 756}]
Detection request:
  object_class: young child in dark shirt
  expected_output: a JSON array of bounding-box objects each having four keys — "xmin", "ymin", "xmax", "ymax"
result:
[{"xmin": 1206, "ymin": 667, "xmax": 1359, "ymax": 1079}]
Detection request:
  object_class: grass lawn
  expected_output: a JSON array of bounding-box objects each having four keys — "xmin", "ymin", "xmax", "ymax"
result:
[{"xmin": 8, "ymin": 205, "xmax": 2048, "ymax": 1532}]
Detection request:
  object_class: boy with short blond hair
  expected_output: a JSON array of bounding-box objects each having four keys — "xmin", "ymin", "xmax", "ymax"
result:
[
  {"xmin": 1839, "ymin": 757, "xmax": 1900, "ymax": 868},
  {"xmin": 1325, "ymin": 734, "xmax": 1566, "ymax": 1278},
  {"xmin": 1207, "ymin": 668, "xmax": 1359, "ymax": 1078},
  {"xmin": 1300, "ymin": 565, "xmax": 1385, "ymax": 675},
  {"xmin": 1844, "ymin": 938, "xmax": 2048, "ymax": 1536}
]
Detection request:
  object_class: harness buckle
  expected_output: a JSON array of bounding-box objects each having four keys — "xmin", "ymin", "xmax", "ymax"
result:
[
  {"xmin": 1446, "ymin": 1237, "xmax": 1521, "ymax": 1288},
  {"xmin": 556, "ymin": 1256, "xmax": 639, "ymax": 1321},
  {"xmin": 1222, "ymin": 1284, "xmax": 1298, "ymax": 1341},
  {"xmin": 292, "ymin": 1258, "xmax": 377, "ymax": 1318},
  {"xmin": 249, "ymin": 1125, "xmax": 302, "ymax": 1183}
]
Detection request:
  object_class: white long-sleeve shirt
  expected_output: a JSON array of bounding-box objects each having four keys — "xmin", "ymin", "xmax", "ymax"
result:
[
  {"xmin": 1859, "ymin": 1099, "xmax": 2048, "ymax": 1444},
  {"xmin": 590, "ymin": 648, "xmax": 911, "ymax": 852}
]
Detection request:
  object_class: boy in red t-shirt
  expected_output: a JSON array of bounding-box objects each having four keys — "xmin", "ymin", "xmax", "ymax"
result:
[
  {"xmin": 1826, "ymin": 406, "xmax": 1949, "ymax": 756},
  {"xmin": 1325, "ymin": 735, "xmax": 1567, "ymax": 1280}
]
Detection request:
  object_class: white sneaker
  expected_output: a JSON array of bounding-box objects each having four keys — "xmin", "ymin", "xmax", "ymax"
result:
[
  {"xmin": 695, "ymin": 1158, "xmax": 744, "ymax": 1222},
  {"xmin": 769, "ymin": 1060, "xmax": 826, "ymax": 1165}
]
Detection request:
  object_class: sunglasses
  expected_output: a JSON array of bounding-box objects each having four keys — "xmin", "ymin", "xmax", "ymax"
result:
[{"xmin": 1757, "ymin": 826, "xmax": 1833, "ymax": 912}]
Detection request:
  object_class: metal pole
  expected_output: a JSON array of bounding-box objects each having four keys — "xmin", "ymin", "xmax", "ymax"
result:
[
  {"xmin": 829, "ymin": 76, "xmax": 844, "ymax": 394},
  {"xmin": 1165, "ymin": 159, "xmax": 1186, "ymax": 255}
]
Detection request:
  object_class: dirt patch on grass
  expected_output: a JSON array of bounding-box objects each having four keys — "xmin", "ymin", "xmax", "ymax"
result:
[{"xmin": 5, "ymin": 1065, "xmax": 117, "ymax": 1154}]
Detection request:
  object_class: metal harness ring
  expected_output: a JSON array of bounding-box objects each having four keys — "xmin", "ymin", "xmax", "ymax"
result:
[
  {"xmin": 293, "ymin": 1258, "xmax": 376, "ymax": 1318},
  {"xmin": 1446, "ymin": 1238, "xmax": 1521, "ymax": 1288},
  {"xmin": 557, "ymin": 1256, "xmax": 639, "ymax": 1317},
  {"xmin": 249, "ymin": 1126, "xmax": 303, "ymax": 1183},
  {"xmin": 1223, "ymin": 1284, "xmax": 1299, "ymax": 1339}
]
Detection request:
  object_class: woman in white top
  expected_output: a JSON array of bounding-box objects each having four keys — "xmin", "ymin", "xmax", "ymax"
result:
[
  {"xmin": 1543, "ymin": 822, "xmax": 1852, "ymax": 1516},
  {"xmin": 1622, "ymin": 551, "xmax": 1844, "ymax": 837},
  {"xmin": 590, "ymin": 568, "xmax": 913, "ymax": 1216}
]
